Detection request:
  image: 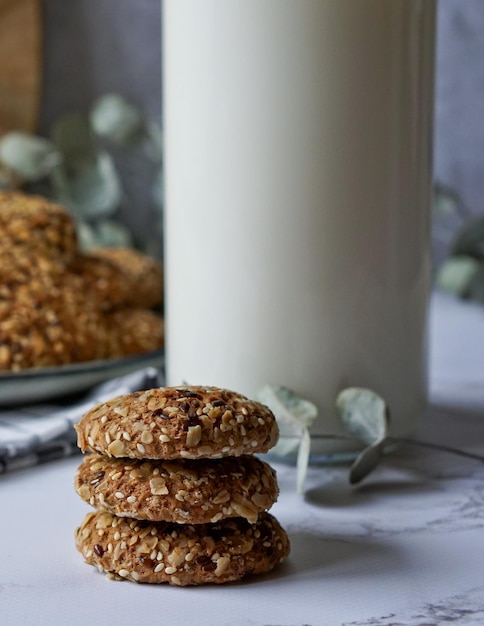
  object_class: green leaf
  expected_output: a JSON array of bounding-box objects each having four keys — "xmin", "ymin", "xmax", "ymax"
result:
[
  {"xmin": 451, "ymin": 215, "xmax": 484, "ymax": 260},
  {"xmin": 77, "ymin": 219, "xmax": 133, "ymax": 251},
  {"xmin": 49, "ymin": 151, "xmax": 122, "ymax": 219},
  {"xmin": 152, "ymin": 168, "xmax": 164, "ymax": 211},
  {"xmin": 0, "ymin": 132, "xmax": 61, "ymax": 182},
  {"xmin": 269, "ymin": 435, "xmax": 301, "ymax": 458},
  {"xmin": 257, "ymin": 385, "xmax": 317, "ymax": 493},
  {"xmin": 257, "ymin": 385, "xmax": 318, "ymax": 431},
  {"xmin": 95, "ymin": 219, "xmax": 133, "ymax": 248},
  {"xmin": 336, "ymin": 387, "xmax": 389, "ymax": 445},
  {"xmin": 435, "ymin": 256, "xmax": 480, "ymax": 297},
  {"xmin": 51, "ymin": 114, "xmax": 96, "ymax": 165},
  {"xmin": 296, "ymin": 429, "xmax": 311, "ymax": 495},
  {"xmin": 145, "ymin": 121, "xmax": 163, "ymax": 164},
  {"xmin": 433, "ymin": 183, "xmax": 461, "ymax": 217},
  {"xmin": 90, "ymin": 94, "xmax": 145, "ymax": 144},
  {"xmin": 0, "ymin": 171, "xmax": 10, "ymax": 189},
  {"xmin": 465, "ymin": 265, "xmax": 484, "ymax": 304},
  {"xmin": 50, "ymin": 113, "xmax": 122, "ymax": 218},
  {"xmin": 349, "ymin": 440, "xmax": 384, "ymax": 484},
  {"xmin": 76, "ymin": 221, "xmax": 99, "ymax": 250}
]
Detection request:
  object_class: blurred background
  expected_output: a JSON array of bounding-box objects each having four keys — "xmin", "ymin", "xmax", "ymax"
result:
[
  {"xmin": 39, "ymin": 0, "xmax": 162, "ymax": 254},
  {"xmin": 0, "ymin": 0, "xmax": 483, "ymax": 269}
]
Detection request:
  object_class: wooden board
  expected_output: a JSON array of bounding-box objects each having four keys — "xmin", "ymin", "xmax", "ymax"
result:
[{"xmin": 0, "ymin": 0, "xmax": 41, "ymax": 135}]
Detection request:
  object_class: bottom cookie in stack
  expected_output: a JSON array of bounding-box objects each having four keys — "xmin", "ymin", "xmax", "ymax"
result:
[
  {"xmin": 74, "ymin": 385, "xmax": 290, "ymax": 586},
  {"xmin": 75, "ymin": 510, "xmax": 289, "ymax": 586}
]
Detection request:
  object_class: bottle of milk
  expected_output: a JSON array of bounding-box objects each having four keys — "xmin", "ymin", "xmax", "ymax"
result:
[{"xmin": 162, "ymin": 0, "xmax": 436, "ymax": 455}]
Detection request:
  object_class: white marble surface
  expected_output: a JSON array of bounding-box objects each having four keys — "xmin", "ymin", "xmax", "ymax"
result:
[{"xmin": 1, "ymin": 291, "xmax": 484, "ymax": 626}]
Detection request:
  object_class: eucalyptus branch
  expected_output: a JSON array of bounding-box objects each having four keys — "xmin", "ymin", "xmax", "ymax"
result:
[
  {"xmin": 262, "ymin": 385, "xmax": 484, "ymax": 493},
  {"xmin": 386, "ymin": 436, "xmax": 484, "ymax": 464},
  {"xmin": 306, "ymin": 433, "xmax": 484, "ymax": 463}
]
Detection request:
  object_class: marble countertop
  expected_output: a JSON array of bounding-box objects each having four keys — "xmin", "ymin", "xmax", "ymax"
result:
[{"xmin": 1, "ymin": 292, "xmax": 484, "ymax": 626}]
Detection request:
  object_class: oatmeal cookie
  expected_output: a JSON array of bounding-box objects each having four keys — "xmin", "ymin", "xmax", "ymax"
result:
[
  {"xmin": 75, "ymin": 386, "xmax": 279, "ymax": 460},
  {"xmin": 78, "ymin": 247, "xmax": 163, "ymax": 310},
  {"xmin": 75, "ymin": 454, "xmax": 278, "ymax": 524},
  {"xmin": 0, "ymin": 191, "xmax": 77, "ymax": 262},
  {"xmin": 75, "ymin": 510, "xmax": 290, "ymax": 585},
  {"xmin": 0, "ymin": 247, "xmax": 64, "ymax": 294},
  {"xmin": 104, "ymin": 308, "xmax": 164, "ymax": 358},
  {"xmin": 0, "ymin": 277, "xmax": 108, "ymax": 370}
]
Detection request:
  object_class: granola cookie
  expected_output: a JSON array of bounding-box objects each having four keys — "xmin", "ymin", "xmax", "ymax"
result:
[
  {"xmin": 104, "ymin": 308, "xmax": 164, "ymax": 358},
  {"xmin": 75, "ymin": 454, "xmax": 278, "ymax": 524},
  {"xmin": 0, "ymin": 247, "xmax": 64, "ymax": 294},
  {"xmin": 75, "ymin": 510, "xmax": 290, "ymax": 585},
  {"xmin": 75, "ymin": 386, "xmax": 279, "ymax": 460},
  {"xmin": 0, "ymin": 277, "xmax": 108, "ymax": 370},
  {"xmin": 69, "ymin": 247, "xmax": 163, "ymax": 311},
  {"xmin": 0, "ymin": 191, "xmax": 77, "ymax": 262}
]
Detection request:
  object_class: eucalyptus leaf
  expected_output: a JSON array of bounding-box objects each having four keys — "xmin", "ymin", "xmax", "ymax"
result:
[
  {"xmin": 451, "ymin": 215, "xmax": 484, "ymax": 260},
  {"xmin": 152, "ymin": 168, "xmax": 164, "ymax": 210},
  {"xmin": 77, "ymin": 219, "xmax": 133, "ymax": 251},
  {"xmin": 296, "ymin": 428, "xmax": 311, "ymax": 495},
  {"xmin": 336, "ymin": 387, "xmax": 389, "ymax": 445},
  {"xmin": 90, "ymin": 94, "xmax": 145, "ymax": 144},
  {"xmin": 76, "ymin": 221, "xmax": 100, "ymax": 250},
  {"xmin": 145, "ymin": 121, "xmax": 163, "ymax": 164},
  {"xmin": 51, "ymin": 114, "xmax": 96, "ymax": 165},
  {"xmin": 0, "ymin": 170, "xmax": 10, "ymax": 189},
  {"xmin": 433, "ymin": 183, "xmax": 461, "ymax": 217},
  {"xmin": 257, "ymin": 385, "xmax": 318, "ymax": 432},
  {"xmin": 464, "ymin": 265, "xmax": 484, "ymax": 304},
  {"xmin": 435, "ymin": 256, "xmax": 480, "ymax": 297},
  {"xmin": 270, "ymin": 435, "xmax": 301, "ymax": 458},
  {"xmin": 257, "ymin": 385, "xmax": 317, "ymax": 493},
  {"xmin": 95, "ymin": 219, "xmax": 133, "ymax": 248},
  {"xmin": 349, "ymin": 440, "xmax": 384, "ymax": 484},
  {"xmin": 0, "ymin": 132, "xmax": 61, "ymax": 182},
  {"xmin": 49, "ymin": 151, "xmax": 122, "ymax": 219}
]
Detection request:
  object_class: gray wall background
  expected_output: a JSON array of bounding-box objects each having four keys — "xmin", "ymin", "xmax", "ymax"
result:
[
  {"xmin": 38, "ymin": 0, "xmax": 484, "ymax": 257},
  {"xmin": 435, "ymin": 0, "xmax": 484, "ymax": 214},
  {"xmin": 39, "ymin": 0, "xmax": 161, "ymax": 130}
]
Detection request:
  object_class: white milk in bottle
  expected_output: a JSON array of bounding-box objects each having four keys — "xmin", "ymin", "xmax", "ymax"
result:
[{"xmin": 162, "ymin": 0, "xmax": 436, "ymax": 454}]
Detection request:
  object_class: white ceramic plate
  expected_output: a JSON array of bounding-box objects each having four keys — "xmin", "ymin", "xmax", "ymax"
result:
[{"xmin": 0, "ymin": 349, "xmax": 164, "ymax": 406}]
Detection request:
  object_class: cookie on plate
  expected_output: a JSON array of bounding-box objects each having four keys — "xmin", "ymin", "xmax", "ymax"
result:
[
  {"xmin": 69, "ymin": 248, "xmax": 162, "ymax": 312},
  {"xmin": 0, "ymin": 191, "xmax": 77, "ymax": 262},
  {"xmin": 75, "ymin": 453, "xmax": 278, "ymax": 524},
  {"xmin": 0, "ymin": 278, "xmax": 108, "ymax": 370},
  {"xmin": 86, "ymin": 247, "xmax": 163, "ymax": 309},
  {"xmin": 75, "ymin": 386, "xmax": 279, "ymax": 460},
  {"xmin": 104, "ymin": 308, "xmax": 164, "ymax": 359},
  {"xmin": 75, "ymin": 510, "xmax": 290, "ymax": 585},
  {"xmin": 0, "ymin": 247, "xmax": 64, "ymax": 294}
]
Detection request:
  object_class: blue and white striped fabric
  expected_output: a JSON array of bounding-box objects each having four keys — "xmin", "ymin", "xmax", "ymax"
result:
[{"xmin": 0, "ymin": 367, "xmax": 162, "ymax": 473}]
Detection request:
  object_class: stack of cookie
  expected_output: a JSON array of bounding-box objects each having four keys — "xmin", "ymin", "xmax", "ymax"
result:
[
  {"xmin": 0, "ymin": 190, "xmax": 164, "ymax": 371},
  {"xmin": 74, "ymin": 385, "xmax": 290, "ymax": 586}
]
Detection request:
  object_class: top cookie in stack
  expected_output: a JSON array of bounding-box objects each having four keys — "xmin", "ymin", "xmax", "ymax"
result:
[
  {"xmin": 0, "ymin": 191, "xmax": 164, "ymax": 370},
  {"xmin": 75, "ymin": 386, "xmax": 279, "ymax": 460}
]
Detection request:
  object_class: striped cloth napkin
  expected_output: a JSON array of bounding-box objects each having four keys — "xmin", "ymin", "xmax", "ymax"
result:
[{"xmin": 0, "ymin": 367, "xmax": 162, "ymax": 474}]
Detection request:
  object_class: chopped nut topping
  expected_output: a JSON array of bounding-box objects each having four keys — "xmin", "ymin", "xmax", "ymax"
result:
[
  {"xmin": 140, "ymin": 430, "xmax": 154, "ymax": 444},
  {"xmin": 108, "ymin": 439, "xmax": 125, "ymax": 456},
  {"xmin": 149, "ymin": 477, "xmax": 169, "ymax": 496},
  {"xmin": 186, "ymin": 425, "xmax": 202, "ymax": 447},
  {"xmin": 215, "ymin": 556, "xmax": 230, "ymax": 577}
]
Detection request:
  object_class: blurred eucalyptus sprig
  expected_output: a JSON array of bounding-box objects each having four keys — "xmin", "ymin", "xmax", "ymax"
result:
[
  {"xmin": 257, "ymin": 385, "xmax": 317, "ymax": 494},
  {"xmin": 434, "ymin": 182, "xmax": 484, "ymax": 303},
  {"xmin": 259, "ymin": 384, "xmax": 484, "ymax": 494},
  {"xmin": 0, "ymin": 94, "xmax": 163, "ymax": 255}
]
